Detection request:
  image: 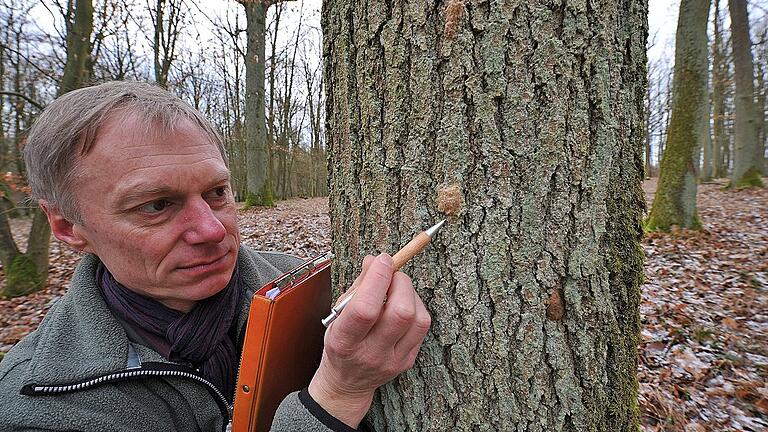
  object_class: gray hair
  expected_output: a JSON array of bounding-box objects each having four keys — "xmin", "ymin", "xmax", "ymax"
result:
[{"xmin": 23, "ymin": 81, "xmax": 227, "ymax": 224}]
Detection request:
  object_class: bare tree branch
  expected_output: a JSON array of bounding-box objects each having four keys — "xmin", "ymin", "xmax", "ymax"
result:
[
  {"xmin": 0, "ymin": 91, "xmax": 45, "ymax": 110},
  {"xmin": 0, "ymin": 42, "xmax": 59, "ymax": 81}
]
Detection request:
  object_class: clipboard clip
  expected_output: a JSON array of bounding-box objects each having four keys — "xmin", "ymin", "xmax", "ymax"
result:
[{"xmin": 272, "ymin": 252, "xmax": 334, "ymax": 294}]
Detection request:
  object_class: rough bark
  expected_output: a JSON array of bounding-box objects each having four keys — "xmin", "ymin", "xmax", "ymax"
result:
[
  {"xmin": 727, "ymin": 0, "xmax": 764, "ymax": 187},
  {"xmin": 646, "ymin": 0, "xmax": 710, "ymax": 231},
  {"xmin": 323, "ymin": 1, "xmax": 646, "ymax": 430}
]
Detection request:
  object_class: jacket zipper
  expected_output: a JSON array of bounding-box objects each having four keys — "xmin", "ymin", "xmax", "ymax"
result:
[{"xmin": 21, "ymin": 364, "xmax": 232, "ymax": 431}]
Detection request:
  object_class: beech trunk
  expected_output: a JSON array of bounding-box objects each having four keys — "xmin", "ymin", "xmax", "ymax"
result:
[
  {"xmin": 241, "ymin": 0, "xmax": 274, "ymax": 205},
  {"xmin": 712, "ymin": 0, "xmax": 728, "ymax": 178},
  {"xmin": 728, "ymin": 0, "xmax": 764, "ymax": 187},
  {"xmin": 646, "ymin": 0, "xmax": 710, "ymax": 231}
]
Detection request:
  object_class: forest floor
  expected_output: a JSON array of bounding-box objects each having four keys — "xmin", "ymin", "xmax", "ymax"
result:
[{"xmin": 0, "ymin": 180, "xmax": 766, "ymax": 431}]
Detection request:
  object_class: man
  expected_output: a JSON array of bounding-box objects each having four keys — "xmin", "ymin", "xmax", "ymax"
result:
[{"xmin": 0, "ymin": 81, "xmax": 431, "ymax": 431}]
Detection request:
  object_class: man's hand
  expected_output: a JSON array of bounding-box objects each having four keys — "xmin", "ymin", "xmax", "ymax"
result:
[{"xmin": 307, "ymin": 253, "xmax": 432, "ymax": 428}]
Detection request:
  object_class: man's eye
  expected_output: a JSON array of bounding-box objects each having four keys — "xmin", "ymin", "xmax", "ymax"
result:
[
  {"xmin": 139, "ymin": 199, "xmax": 172, "ymax": 214},
  {"xmin": 208, "ymin": 186, "xmax": 229, "ymax": 199}
]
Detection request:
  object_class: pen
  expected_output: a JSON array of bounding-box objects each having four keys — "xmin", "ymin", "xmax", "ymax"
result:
[{"xmin": 321, "ymin": 219, "xmax": 446, "ymax": 327}]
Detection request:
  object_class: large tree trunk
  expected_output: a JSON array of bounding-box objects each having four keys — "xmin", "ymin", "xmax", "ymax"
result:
[
  {"xmin": 240, "ymin": 0, "xmax": 274, "ymax": 206},
  {"xmin": 646, "ymin": 0, "xmax": 710, "ymax": 231},
  {"xmin": 323, "ymin": 1, "xmax": 646, "ymax": 430},
  {"xmin": 712, "ymin": 0, "xmax": 727, "ymax": 178},
  {"xmin": 728, "ymin": 0, "xmax": 764, "ymax": 187}
]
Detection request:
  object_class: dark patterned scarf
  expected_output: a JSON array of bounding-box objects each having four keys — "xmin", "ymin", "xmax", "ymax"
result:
[{"xmin": 96, "ymin": 261, "xmax": 242, "ymax": 402}]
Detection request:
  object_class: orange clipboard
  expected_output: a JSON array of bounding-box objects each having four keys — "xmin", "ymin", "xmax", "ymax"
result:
[{"xmin": 231, "ymin": 253, "xmax": 332, "ymax": 432}]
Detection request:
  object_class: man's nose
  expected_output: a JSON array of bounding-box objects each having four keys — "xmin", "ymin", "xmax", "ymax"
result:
[{"xmin": 181, "ymin": 197, "xmax": 227, "ymax": 244}]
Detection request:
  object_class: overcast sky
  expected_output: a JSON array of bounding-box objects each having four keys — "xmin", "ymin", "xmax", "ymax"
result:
[
  {"xmin": 25, "ymin": 0, "xmax": 680, "ymax": 102},
  {"xmin": 31, "ymin": 0, "xmax": 677, "ymax": 63},
  {"xmin": 648, "ymin": 0, "xmax": 680, "ymax": 63},
  {"xmin": 283, "ymin": 0, "xmax": 678, "ymax": 63}
]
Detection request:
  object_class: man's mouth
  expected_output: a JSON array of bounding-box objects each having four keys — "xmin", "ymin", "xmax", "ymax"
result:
[{"xmin": 177, "ymin": 251, "xmax": 230, "ymax": 270}]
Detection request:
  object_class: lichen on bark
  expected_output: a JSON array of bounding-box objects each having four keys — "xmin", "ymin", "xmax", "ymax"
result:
[{"xmin": 323, "ymin": 1, "xmax": 646, "ymax": 430}]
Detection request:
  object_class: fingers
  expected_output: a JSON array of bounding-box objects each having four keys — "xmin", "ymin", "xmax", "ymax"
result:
[
  {"xmin": 335, "ymin": 255, "xmax": 375, "ymax": 307},
  {"xmin": 366, "ymin": 272, "xmax": 417, "ymax": 350},
  {"xmin": 394, "ymin": 291, "xmax": 431, "ymax": 366},
  {"xmin": 332, "ymin": 253, "xmax": 394, "ymax": 346},
  {"xmin": 316, "ymin": 258, "xmax": 433, "ymax": 413}
]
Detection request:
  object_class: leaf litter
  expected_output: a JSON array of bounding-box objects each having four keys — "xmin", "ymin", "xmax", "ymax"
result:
[
  {"xmin": 1, "ymin": 181, "xmax": 766, "ymax": 431},
  {"xmin": 640, "ymin": 178, "xmax": 767, "ymax": 431}
]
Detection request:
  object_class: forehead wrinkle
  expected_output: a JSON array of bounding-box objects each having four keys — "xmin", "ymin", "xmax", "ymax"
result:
[
  {"xmin": 120, "ymin": 142, "xmax": 220, "ymax": 158},
  {"xmin": 98, "ymin": 112, "xmax": 215, "ymax": 155},
  {"xmin": 113, "ymin": 138, "xmax": 224, "ymax": 164},
  {"xmin": 127, "ymin": 141, "xmax": 216, "ymax": 151},
  {"xmin": 120, "ymin": 157, "xmax": 228, "ymax": 175},
  {"xmin": 117, "ymin": 165, "xmax": 230, "ymax": 192}
]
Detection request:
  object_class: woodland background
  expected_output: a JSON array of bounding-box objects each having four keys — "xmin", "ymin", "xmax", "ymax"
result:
[{"xmin": 0, "ymin": 0, "xmax": 766, "ymax": 431}]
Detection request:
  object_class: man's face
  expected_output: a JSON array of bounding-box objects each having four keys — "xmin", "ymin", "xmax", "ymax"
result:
[{"xmin": 69, "ymin": 114, "xmax": 240, "ymax": 312}]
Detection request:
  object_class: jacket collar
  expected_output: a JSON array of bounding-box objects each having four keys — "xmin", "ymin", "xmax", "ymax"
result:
[{"xmin": 23, "ymin": 247, "xmax": 271, "ymax": 387}]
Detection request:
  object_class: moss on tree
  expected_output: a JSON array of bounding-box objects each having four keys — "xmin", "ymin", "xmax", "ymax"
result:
[
  {"xmin": 2, "ymin": 254, "xmax": 46, "ymax": 298},
  {"xmin": 645, "ymin": 69, "xmax": 705, "ymax": 232},
  {"xmin": 727, "ymin": 166, "xmax": 765, "ymax": 189},
  {"xmin": 242, "ymin": 184, "xmax": 275, "ymax": 210},
  {"xmin": 646, "ymin": 0, "xmax": 711, "ymax": 233}
]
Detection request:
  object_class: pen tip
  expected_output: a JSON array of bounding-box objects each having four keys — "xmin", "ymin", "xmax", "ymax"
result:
[{"xmin": 425, "ymin": 219, "xmax": 447, "ymax": 238}]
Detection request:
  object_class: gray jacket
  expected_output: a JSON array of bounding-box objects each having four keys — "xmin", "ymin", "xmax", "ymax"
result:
[{"xmin": 0, "ymin": 246, "xmax": 339, "ymax": 432}]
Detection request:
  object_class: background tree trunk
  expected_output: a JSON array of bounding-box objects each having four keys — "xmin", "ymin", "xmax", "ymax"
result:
[
  {"xmin": 60, "ymin": 0, "xmax": 93, "ymax": 95},
  {"xmin": 712, "ymin": 0, "xmax": 727, "ymax": 178},
  {"xmin": 755, "ymin": 62, "xmax": 766, "ymax": 175},
  {"xmin": 240, "ymin": 0, "xmax": 274, "ymax": 206},
  {"xmin": 727, "ymin": 0, "xmax": 763, "ymax": 187},
  {"xmin": 324, "ymin": 1, "xmax": 646, "ymax": 430},
  {"xmin": 646, "ymin": 0, "xmax": 711, "ymax": 231},
  {"xmin": 1, "ymin": 0, "xmax": 93, "ymax": 298},
  {"xmin": 645, "ymin": 80, "xmax": 653, "ymax": 178},
  {"xmin": 151, "ymin": 0, "xmax": 184, "ymax": 88},
  {"xmin": 0, "ymin": 40, "xmax": 6, "ymax": 171},
  {"xmin": 701, "ymin": 85, "xmax": 714, "ymax": 182}
]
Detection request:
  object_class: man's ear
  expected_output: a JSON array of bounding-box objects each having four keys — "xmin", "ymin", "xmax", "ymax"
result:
[{"xmin": 40, "ymin": 201, "xmax": 90, "ymax": 251}]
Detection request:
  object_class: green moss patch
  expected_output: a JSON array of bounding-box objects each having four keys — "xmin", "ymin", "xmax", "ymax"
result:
[
  {"xmin": 728, "ymin": 167, "xmax": 765, "ymax": 189},
  {"xmin": 2, "ymin": 254, "xmax": 46, "ymax": 298}
]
